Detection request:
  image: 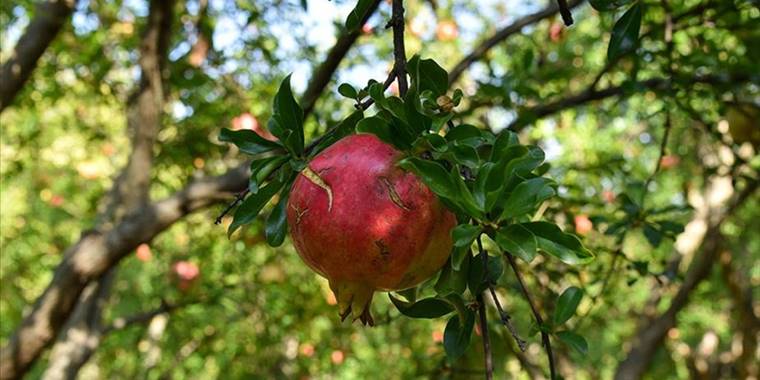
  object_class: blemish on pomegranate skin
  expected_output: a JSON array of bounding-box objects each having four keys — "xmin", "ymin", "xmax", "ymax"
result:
[
  {"xmin": 380, "ymin": 177, "xmax": 410, "ymax": 211},
  {"xmin": 291, "ymin": 204, "xmax": 309, "ymax": 225},
  {"xmin": 375, "ymin": 239, "xmax": 390, "ymax": 257}
]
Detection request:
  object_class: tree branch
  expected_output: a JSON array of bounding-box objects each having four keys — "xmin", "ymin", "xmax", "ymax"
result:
[
  {"xmin": 614, "ymin": 179, "xmax": 758, "ymax": 380},
  {"xmin": 300, "ymin": 0, "xmax": 381, "ymax": 115},
  {"xmin": 478, "ymin": 294, "xmax": 494, "ymax": 380},
  {"xmin": 505, "ymin": 72, "xmax": 752, "ymax": 132},
  {"xmin": 557, "ymin": 0, "xmax": 575, "ymax": 26},
  {"xmin": 504, "ymin": 253, "xmax": 557, "ymax": 379},
  {"xmin": 448, "ymin": 0, "xmax": 584, "ymax": 85},
  {"xmin": 40, "ymin": 1, "xmax": 176, "ymax": 378},
  {"xmin": 718, "ymin": 250, "xmax": 760, "ymax": 379},
  {"xmin": 477, "ymin": 236, "xmax": 526, "ymax": 351},
  {"xmin": 102, "ymin": 300, "xmax": 183, "ymax": 335},
  {"xmin": 0, "ymin": 0, "xmax": 76, "ymax": 112},
  {"xmin": 0, "ymin": 163, "xmax": 247, "ymax": 380},
  {"xmin": 390, "ymin": 0, "xmax": 408, "ymax": 96}
]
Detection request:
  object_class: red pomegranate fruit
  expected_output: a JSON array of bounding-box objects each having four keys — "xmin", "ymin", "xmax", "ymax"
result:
[{"xmin": 287, "ymin": 133, "xmax": 456, "ymax": 325}]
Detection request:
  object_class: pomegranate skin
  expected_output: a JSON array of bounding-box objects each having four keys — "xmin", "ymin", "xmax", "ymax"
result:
[{"xmin": 287, "ymin": 133, "xmax": 456, "ymax": 325}]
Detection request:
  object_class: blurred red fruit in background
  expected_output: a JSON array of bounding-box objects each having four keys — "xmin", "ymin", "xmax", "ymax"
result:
[
  {"xmin": 436, "ymin": 20, "xmax": 458, "ymax": 41},
  {"xmin": 231, "ymin": 112, "xmax": 277, "ymax": 141},
  {"xmin": 574, "ymin": 215, "xmax": 593, "ymax": 235},
  {"xmin": 136, "ymin": 243, "xmax": 152, "ymax": 262}
]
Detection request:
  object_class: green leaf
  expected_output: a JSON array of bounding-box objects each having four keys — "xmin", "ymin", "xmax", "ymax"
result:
[
  {"xmin": 489, "ymin": 130, "xmax": 520, "ymax": 162},
  {"xmin": 521, "ymin": 222, "xmax": 594, "ymax": 264},
  {"xmin": 473, "ymin": 162, "xmax": 495, "ymax": 210},
  {"xmin": 416, "ymin": 59, "xmax": 449, "ymax": 96},
  {"xmin": 495, "ymin": 224, "xmax": 537, "ymax": 263},
  {"xmin": 356, "ymin": 116, "xmax": 396, "ymax": 146},
  {"xmin": 265, "ymin": 191, "xmax": 289, "ymax": 247},
  {"xmin": 345, "ymin": 0, "xmax": 374, "ymax": 31},
  {"xmin": 443, "ymin": 310, "xmax": 476, "ymax": 361},
  {"xmin": 418, "ymin": 133, "xmax": 448, "ymax": 152},
  {"xmin": 450, "ymin": 224, "xmax": 480, "ymax": 270},
  {"xmin": 452, "ymin": 224, "xmax": 481, "ymax": 248},
  {"xmin": 310, "ymin": 111, "xmax": 363, "ymax": 155},
  {"xmin": 229, "ymin": 180, "xmax": 284, "ymax": 237},
  {"xmin": 467, "ymin": 253, "xmax": 504, "ymax": 294},
  {"xmin": 448, "ymin": 143, "xmax": 480, "ymax": 168},
  {"xmin": 499, "ymin": 177, "xmax": 556, "ymax": 220},
  {"xmin": 503, "ymin": 146, "xmax": 545, "ymax": 182},
  {"xmin": 657, "ymin": 220, "xmax": 684, "ymax": 236},
  {"xmin": 271, "ymin": 75, "xmax": 305, "ymax": 154},
  {"xmin": 389, "ymin": 295, "xmax": 454, "ymax": 319},
  {"xmin": 338, "ymin": 83, "xmax": 358, "ymax": 99},
  {"xmin": 553, "ymin": 286, "xmax": 583, "ymax": 326},
  {"xmin": 408, "ymin": 56, "xmax": 449, "ymax": 96},
  {"xmin": 642, "ymin": 223, "xmax": 662, "ymax": 247},
  {"xmin": 452, "ymin": 89, "xmax": 463, "ymax": 105},
  {"xmin": 219, "ymin": 128, "xmax": 282, "ymax": 156},
  {"xmin": 556, "ymin": 331, "xmax": 589, "ymax": 355},
  {"xmin": 397, "ymin": 158, "xmax": 458, "ymax": 201},
  {"xmin": 484, "ymin": 146, "xmax": 529, "ymax": 210},
  {"xmin": 607, "ymin": 2, "xmax": 642, "ymax": 61},
  {"xmin": 402, "ymin": 85, "xmax": 432, "ymax": 134},
  {"xmin": 397, "ymin": 287, "xmax": 417, "ymax": 303},
  {"xmin": 590, "ymin": 0, "xmax": 632, "ymax": 11},
  {"xmin": 445, "ymin": 124, "xmax": 483, "ymax": 146},
  {"xmin": 249, "ymin": 156, "xmax": 289, "ymax": 194},
  {"xmin": 435, "ymin": 255, "xmax": 470, "ymax": 296},
  {"xmin": 450, "ymin": 166, "xmax": 484, "ymax": 218}
]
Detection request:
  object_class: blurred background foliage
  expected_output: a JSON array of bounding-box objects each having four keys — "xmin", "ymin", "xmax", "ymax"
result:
[{"xmin": 1, "ymin": 0, "xmax": 758, "ymax": 379}]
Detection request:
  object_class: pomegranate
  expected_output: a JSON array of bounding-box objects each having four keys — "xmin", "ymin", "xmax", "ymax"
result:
[{"xmin": 287, "ymin": 134, "xmax": 456, "ymax": 325}]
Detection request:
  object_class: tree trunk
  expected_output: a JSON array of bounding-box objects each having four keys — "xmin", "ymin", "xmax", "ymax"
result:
[
  {"xmin": 39, "ymin": 1, "xmax": 174, "ymax": 377},
  {"xmin": 0, "ymin": 0, "xmax": 76, "ymax": 112},
  {"xmin": 614, "ymin": 177, "xmax": 757, "ymax": 380}
]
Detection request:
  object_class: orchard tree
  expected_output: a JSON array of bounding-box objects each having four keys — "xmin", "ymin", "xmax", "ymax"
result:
[{"xmin": 0, "ymin": 0, "xmax": 757, "ymax": 379}]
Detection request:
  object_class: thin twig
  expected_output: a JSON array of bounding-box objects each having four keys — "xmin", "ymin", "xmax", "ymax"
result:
[
  {"xmin": 476, "ymin": 238, "xmax": 494, "ymax": 380},
  {"xmin": 102, "ymin": 299, "xmax": 180, "ymax": 335},
  {"xmin": 214, "ymin": 189, "xmax": 249, "ymax": 224},
  {"xmin": 557, "ymin": 0, "xmax": 574, "ymax": 26},
  {"xmin": 489, "ymin": 287, "xmax": 527, "ymax": 351},
  {"xmin": 448, "ymin": 0, "xmax": 583, "ymax": 85},
  {"xmin": 390, "ymin": 0, "xmax": 408, "ymax": 96},
  {"xmin": 356, "ymin": 70, "xmax": 397, "ymax": 110},
  {"xmin": 504, "ymin": 252, "xmax": 557, "ymax": 380},
  {"xmin": 477, "ymin": 237, "xmax": 526, "ymax": 351},
  {"xmin": 477, "ymin": 294, "xmax": 494, "ymax": 380}
]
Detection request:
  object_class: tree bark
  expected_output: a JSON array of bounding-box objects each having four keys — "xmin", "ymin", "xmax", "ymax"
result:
[
  {"xmin": 718, "ymin": 250, "xmax": 760, "ymax": 379},
  {"xmin": 39, "ymin": 1, "xmax": 175, "ymax": 379},
  {"xmin": 0, "ymin": 0, "xmax": 76, "ymax": 112},
  {"xmin": 0, "ymin": 162, "xmax": 246, "ymax": 380},
  {"xmin": 613, "ymin": 178, "xmax": 757, "ymax": 380}
]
